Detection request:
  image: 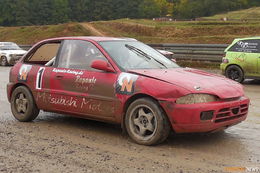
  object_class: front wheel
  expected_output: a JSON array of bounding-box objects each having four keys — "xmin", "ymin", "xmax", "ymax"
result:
[
  {"xmin": 125, "ymin": 98, "xmax": 170, "ymax": 145},
  {"xmin": 11, "ymin": 86, "xmax": 39, "ymax": 122},
  {"xmin": 0, "ymin": 56, "xmax": 8, "ymax": 66},
  {"xmin": 225, "ymin": 65, "xmax": 244, "ymax": 83}
]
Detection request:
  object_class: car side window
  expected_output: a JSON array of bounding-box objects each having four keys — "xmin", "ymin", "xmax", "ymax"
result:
[
  {"xmin": 229, "ymin": 39, "xmax": 260, "ymax": 53},
  {"xmin": 57, "ymin": 40, "xmax": 107, "ymax": 70},
  {"xmin": 25, "ymin": 43, "xmax": 61, "ymax": 65}
]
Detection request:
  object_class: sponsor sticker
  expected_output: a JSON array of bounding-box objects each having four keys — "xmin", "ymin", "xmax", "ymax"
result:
[
  {"xmin": 52, "ymin": 68, "xmax": 84, "ymax": 75},
  {"xmin": 116, "ymin": 72, "xmax": 138, "ymax": 95},
  {"xmin": 18, "ymin": 65, "xmax": 32, "ymax": 82}
]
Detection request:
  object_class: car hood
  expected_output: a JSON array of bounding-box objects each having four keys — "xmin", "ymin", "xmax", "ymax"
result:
[
  {"xmin": 0, "ymin": 50, "xmax": 27, "ymax": 55},
  {"xmin": 128, "ymin": 68, "xmax": 244, "ymax": 99}
]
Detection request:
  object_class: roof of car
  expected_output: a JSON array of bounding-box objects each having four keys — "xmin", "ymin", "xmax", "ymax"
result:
[
  {"xmin": 45, "ymin": 36, "xmax": 137, "ymax": 42},
  {"xmin": 234, "ymin": 36, "xmax": 260, "ymax": 40},
  {"xmin": 0, "ymin": 42, "xmax": 16, "ymax": 45}
]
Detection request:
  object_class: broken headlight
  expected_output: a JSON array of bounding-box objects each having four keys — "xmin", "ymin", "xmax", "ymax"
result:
[{"xmin": 176, "ymin": 94, "xmax": 218, "ymax": 104}]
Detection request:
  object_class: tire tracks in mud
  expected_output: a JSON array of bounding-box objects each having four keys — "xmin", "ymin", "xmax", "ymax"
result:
[{"xmin": 0, "ymin": 113, "xmax": 253, "ymax": 173}]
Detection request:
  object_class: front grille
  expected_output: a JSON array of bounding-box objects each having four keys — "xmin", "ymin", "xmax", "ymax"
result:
[{"xmin": 215, "ymin": 104, "xmax": 248, "ymax": 123}]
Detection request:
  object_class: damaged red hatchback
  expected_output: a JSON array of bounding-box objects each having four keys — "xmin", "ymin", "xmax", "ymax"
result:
[{"xmin": 7, "ymin": 37, "xmax": 250, "ymax": 145}]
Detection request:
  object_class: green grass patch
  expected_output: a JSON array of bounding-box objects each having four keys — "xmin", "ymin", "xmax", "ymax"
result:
[
  {"xmin": 202, "ymin": 7, "xmax": 260, "ymax": 20},
  {"xmin": 92, "ymin": 19, "xmax": 260, "ymax": 44},
  {"xmin": 0, "ymin": 23, "xmax": 91, "ymax": 44}
]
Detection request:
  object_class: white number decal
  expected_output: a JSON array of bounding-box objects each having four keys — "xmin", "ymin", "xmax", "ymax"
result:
[{"xmin": 36, "ymin": 67, "xmax": 45, "ymax": 90}]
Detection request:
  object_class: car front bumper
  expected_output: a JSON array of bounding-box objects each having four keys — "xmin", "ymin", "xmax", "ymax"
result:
[
  {"xmin": 160, "ymin": 96, "xmax": 250, "ymax": 133},
  {"xmin": 220, "ymin": 63, "xmax": 228, "ymax": 75}
]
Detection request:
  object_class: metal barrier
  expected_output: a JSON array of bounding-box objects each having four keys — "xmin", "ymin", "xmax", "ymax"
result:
[
  {"xmin": 19, "ymin": 45, "xmax": 32, "ymax": 51},
  {"xmin": 149, "ymin": 43, "xmax": 228, "ymax": 62},
  {"xmin": 20, "ymin": 43, "xmax": 229, "ymax": 63}
]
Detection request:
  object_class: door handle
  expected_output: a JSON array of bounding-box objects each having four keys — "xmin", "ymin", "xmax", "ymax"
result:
[{"xmin": 55, "ymin": 75, "xmax": 64, "ymax": 79}]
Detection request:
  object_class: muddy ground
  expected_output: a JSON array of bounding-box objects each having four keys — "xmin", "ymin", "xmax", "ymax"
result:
[{"xmin": 0, "ymin": 67, "xmax": 259, "ymax": 173}]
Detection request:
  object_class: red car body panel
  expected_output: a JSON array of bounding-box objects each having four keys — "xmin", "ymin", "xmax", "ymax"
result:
[{"xmin": 7, "ymin": 37, "xmax": 250, "ymax": 133}]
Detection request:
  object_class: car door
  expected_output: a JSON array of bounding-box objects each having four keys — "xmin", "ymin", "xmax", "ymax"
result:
[
  {"xmin": 50, "ymin": 39, "xmax": 118, "ymax": 119},
  {"xmin": 242, "ymin": 39, "xmax": 260, "ymax": 75},
  {"xmin": 22, "ymin": 42, "xmax": 62, "ymax": 111},
  {"xmin": 256, "ymin": 40, "xmax": 260, "ymax": 74},
  {"xmin": 229, "ymin": 39, "xmax": 260, "ymax": 75}
]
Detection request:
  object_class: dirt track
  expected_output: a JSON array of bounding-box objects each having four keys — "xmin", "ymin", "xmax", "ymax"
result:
[
  {"xmin": 80, "ymin": 23, "xmax": 106, "ymax": 37},
  {"xmin": 0, "ymin": 67, "xmax": 259, "ymax": 173}
]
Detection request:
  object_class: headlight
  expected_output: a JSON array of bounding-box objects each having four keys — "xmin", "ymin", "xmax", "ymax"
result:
[{"xmin": 176, "ymin": 94, "xmax": 218, "ymax": 104}]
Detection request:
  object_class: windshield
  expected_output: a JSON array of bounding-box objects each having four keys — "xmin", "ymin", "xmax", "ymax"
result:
[
  {"xmin": 0, "ymin": 43, "xmax": 21, "ymax": 50},
  {"xmin": 99, "ymin": 41, "xmax": 179, "ymax": 71}
]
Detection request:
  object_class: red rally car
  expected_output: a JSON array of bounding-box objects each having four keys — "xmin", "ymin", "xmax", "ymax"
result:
[{"xmin": 7, "ymin": 37, "xmax": 250, "ymax": 145}]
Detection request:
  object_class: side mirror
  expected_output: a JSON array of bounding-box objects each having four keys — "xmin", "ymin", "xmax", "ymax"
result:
[
  {"xmin": 91, "ymin": 60, "xmax": 115, "ymax": 72},
  {"xmin": 171, "ymin": 58, "xmax": 176, "ymax": 63},
  {"xmin": 157, "ymin": 49, "xmax": 174, "ymax": 59}
]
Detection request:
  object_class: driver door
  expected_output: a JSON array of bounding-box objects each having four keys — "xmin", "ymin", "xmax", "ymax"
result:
[{"xmin": 50, "ymin": 40, "xmax": 119, "ymax": 119}]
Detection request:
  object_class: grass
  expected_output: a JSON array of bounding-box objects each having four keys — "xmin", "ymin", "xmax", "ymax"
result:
[
  {"xmin": 92, "ymin": 19, "xmax": 260, "ymax": 44},
  {"xmin": 0, "ymin": 23, "xmax": 91, "ymax": 44},
  {"xmin": 0, "ymin": 7, "xmax": 259, "ymax": 45},
  {"xmin": 202, "ymin": 7, "xmax": 260, "ymax": 20}
]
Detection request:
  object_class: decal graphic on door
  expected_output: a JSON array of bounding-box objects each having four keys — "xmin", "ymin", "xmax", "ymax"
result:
[
  {"xmin": 36, "ymin": 67, "xmax": 45, "ymax": 90},
  {"xmin": 116, "ymin": 73, "xmax": 138, "ymax": 95},
  {"xmin": 18, "ymin": 65, "xmax": 32, "ymax": 82}
]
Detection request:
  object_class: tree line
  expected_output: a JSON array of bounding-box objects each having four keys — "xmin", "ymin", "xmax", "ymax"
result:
[{"xmin": 0, "ymin": 0, "xmax": 259, "ymax": 26}]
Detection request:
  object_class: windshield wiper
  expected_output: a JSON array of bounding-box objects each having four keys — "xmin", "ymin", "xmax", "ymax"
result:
[{"xmin": 125, "ymin": 44, "xmax": 167, "ymax": 69}]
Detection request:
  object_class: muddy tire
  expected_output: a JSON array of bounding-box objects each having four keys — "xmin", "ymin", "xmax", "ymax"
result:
[
  {"xmin": 11, "ymin": 86, "xmax": 39, "ymax": 122},
  {"xmin": 0, "ymin": 56, "xmax": 8, "ymax": 66},
  {"xmin": 125, "ymin": 98, "xmax": 170, "ymax": 146},
  {"xmin": 225, "ymin": 65, "xmax": 244, "ymax": 83}
]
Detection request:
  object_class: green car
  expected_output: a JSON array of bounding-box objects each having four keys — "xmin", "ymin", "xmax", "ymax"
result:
[{"xmin": 220, "ymin": 37, "xmax": 260, "ymax": 83}]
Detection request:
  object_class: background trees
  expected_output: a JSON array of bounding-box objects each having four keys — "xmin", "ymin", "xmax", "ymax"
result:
[{"xmin": 0, "ymin": 0, "xmax": 259, "ymax": 26}]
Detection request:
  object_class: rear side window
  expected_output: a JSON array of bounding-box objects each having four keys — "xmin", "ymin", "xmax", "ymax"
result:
[
  {"xmin": 25, "ymin": 43, "xmax": 61, "ymax": 65},
  {"xmin": 228, "ymin": 39, "xmax": 260, "ymax": 53},
  {"xmin": 56, "ymin": 40, "xmax": 107, "ymax": 70}
]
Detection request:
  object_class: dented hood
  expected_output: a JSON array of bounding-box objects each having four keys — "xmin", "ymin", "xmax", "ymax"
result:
[{"xmin": 129, "ymin": 68, "xmax": 244, "ymax": 99}]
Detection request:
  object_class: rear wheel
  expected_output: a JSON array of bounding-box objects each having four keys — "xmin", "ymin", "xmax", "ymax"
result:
[
  {"xmin": 0, "ymin": 56, "xmax": 8, "ymax": 66},
  {"xmin": 125, "ymin": 98, "xmax": 170, "ymax": 145},
  {"xmin": 225, "ymin": 65, "xmax": 244, "ymax": 83},
  {"xmin": 11, "ymin": 86, "xmax": 39, "ymax": 122}
]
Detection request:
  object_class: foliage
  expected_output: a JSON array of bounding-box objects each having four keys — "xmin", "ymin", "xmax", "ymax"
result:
[
  {"xmin": 173, "ymin": 0, "xmax": 260, "ymax": 19},
  {"xmin": 0, "ymin": 0, "xmax": 259, "ymax": 26}
]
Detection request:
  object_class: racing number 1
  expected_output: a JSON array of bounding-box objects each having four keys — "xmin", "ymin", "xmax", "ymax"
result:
[{"xmin": 36, "ymin": 67, "xmax": 45, "ymax": 90}]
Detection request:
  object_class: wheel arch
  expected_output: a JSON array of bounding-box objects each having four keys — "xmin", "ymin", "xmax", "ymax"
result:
[
  {"xmin": 9, "ymin": 83, "xmax": 35, "ymax": 102},
  {"xmin": 121, "ymin": 93, "xmax": 172, "ymax": 132},
  {"xmin": 1, "ymin": 55, "xmax": 7, "ymax": 59},
  {"xmin": 10, "ymin": 83, "xmax": 40, "ymax": 122},
  {"xmin": 225, "ymin": 64, "xmax": 244, "ymax": 75},
  {"xmin": 0, "ymin": 55, "xmax": 9, "ymax": 65}
]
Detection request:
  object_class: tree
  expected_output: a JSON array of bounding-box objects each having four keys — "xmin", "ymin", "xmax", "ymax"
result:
[
  {"xmin": 51, "ymin": 0, "xmax": 70, "ymax": 24},
  {"xmin": 68, "ymin": 0, "xmax": 91, "ymax": 22},
  {"xmin": 139, "ymin": 0, "xmax": 161, "ymax": 18},
  {"xmin": 29, "ymin": 0, "xmax": 53, "ymax": 25},
  {"xmin": 154, "ymin": 0, "xmax": 174, "ymax": 17},
  {"xmin": 0, "ymin": 0, "xmax": 17, "ymax": 26},
  {"xmin": 0, "ymin": 0, "xmax": 259, "ymax": 26},
  {"xmin": 15, "ymin": 0, "xmax": 31, "ymax": 26}
]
